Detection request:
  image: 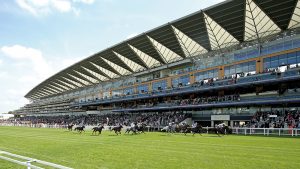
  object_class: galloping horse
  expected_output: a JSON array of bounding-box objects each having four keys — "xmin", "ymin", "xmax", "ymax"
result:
[
  {"xmin": 74, "ymin": 126, "xmax": 85, "ymax": 133},
  {"xmin": 111, "ymin": 125, "xmax": 123, "ymax": 135},
  {"xmin": 209, "ymin": 124, "xmax": 231, "ymax": 136},
  {"xmin": 67, "ymin": 124, "xmax": 74, "ymax": 131},
  {"xmin": 92, "ymin": 126, "xmax": 104, "ymax": 135},
  {"xmin": 190, "ymin": 123, "xmax": 203, "ymax": 136},
  {"xmin": 161, "ymin": 122, "xmax": 176, "ymax": 133},
  {"xmin": 135, "ymin": 123, "xmax": 147, "ymax": 134}
]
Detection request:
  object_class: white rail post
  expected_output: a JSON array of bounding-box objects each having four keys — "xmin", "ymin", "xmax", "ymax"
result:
[
  {"xmin": 292, "ymin": 129, "xmax": 294, "ymax": 137},
  {"xmin": 207, "ymin": 126, "xmax": 208, "ymax": 134},
  {"xmin": 264, "ymin": 128, "xmax": 265, "ymax": 135},
  {"xmin": 27, "ymin": 161, "xmax": 31, "ymax": 169}
]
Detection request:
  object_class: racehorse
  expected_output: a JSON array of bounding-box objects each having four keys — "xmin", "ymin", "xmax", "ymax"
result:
[
  {"xmin": 74, "ymin": 126, "xmax": 85, "ymax": 133},
  {"xmin": 161, "ymin": 122, "xmax": 176, "ymax": 133},
  {"xmin": 190, "ymin": 123, "xmax": 203, "ymax": 136},
  {"xmin": 135, "ymin": 123, "xmax": 147, "ymax": 134},
  {"xmin": 111, "ymin": 125, "xmax": 123, "ymax": 135},
  {"xmin": 92, "ymin": 126, "xmax": 104, "ymax": 135},
  {"xmin": 67, "ymin": 124, "xmax": 74, "ymax": 131},
  {"xmin": 208, "ymin": 124, "xmax": 231, "ymax": 136}
]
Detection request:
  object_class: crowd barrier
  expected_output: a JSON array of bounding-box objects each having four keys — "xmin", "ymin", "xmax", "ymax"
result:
[{"xmin": 232, "ymin": 127, "xmax": 300, "ymax": 136}]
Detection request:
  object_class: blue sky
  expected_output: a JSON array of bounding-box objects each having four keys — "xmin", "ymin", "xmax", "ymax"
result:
[{"xmin": 0, "ymin": 0, "xmax": 223, "ymax": 113}]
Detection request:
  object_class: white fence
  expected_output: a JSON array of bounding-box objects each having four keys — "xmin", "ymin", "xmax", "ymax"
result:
[
  {"xmin": 232, "ymin": 127, "xmax": 300, "ymax": 136},
  {"xmin": 0, "ymin": 150, "xmax": 72, "ymax": 169}
]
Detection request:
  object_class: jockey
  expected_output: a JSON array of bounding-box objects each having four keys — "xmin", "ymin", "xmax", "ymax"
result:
[
  {"xmin": 130, "ymin": 122, "xmax": 135, "ymax": 128},
  {"xmin": 192, "ymin": 122, "xmax": 198, "ymax": 128}
]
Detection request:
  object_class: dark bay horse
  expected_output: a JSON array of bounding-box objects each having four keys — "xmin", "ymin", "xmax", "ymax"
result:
[
  {"xmin": 67, "ymin": 124, "xmax": 74, "ymax": 131},
  {"xmin": 74, "ymin": 126, "xmax": 85, "ymax": 133},
  {"xmin": 208, "ymin": 125, "xmax": 231, "ymax": 136},
  {"xmin": 111, "ymin": 125, "xmax": 123, "ymax": 135},
  {"xmin": 92, "ymin": 126, "xmax": 104, "ymax": 135},
  {"xmin": 190, "ymin": 124, "xmax": 203, "ymax": 136},
  {"xmin": 125, "ymin": 123, "xmax": 147, "ymax": 134},
  {"xmin": 181, "ymin": 123, "xmax": 203, "ymax": 136}
]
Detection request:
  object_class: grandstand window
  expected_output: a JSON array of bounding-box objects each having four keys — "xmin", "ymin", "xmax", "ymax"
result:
[
  {"xmin": 224, "ymin": 61, "xmax": 256, "ymax": 77},
  {"xmin": 194, "ymin": 69, "xmax": 218, "ymax": 82},
  {"xmin": 123, "ymin": 88, "xmax": 134, "ymax": 95},
  {"xmin": 284, "ymin": 40, "xmax": 293, "ymax": 50},
  {"xmin": 152, "ymin": 80, "xmax": 167, "ymax": 91},
  {"xmin": 297, "ymin": 51, "xmax": 300, "ymax": 60},
  {"xmin": 278, "ymin": 54, "xmax": 287, "ymax": 65},
  {"xmin": 102, "ymin": 91, "xmax": 110, "ymax": 98},
  {"xmin": 293, "ymin": 39, "xmax": 300, "ymax": 48},
  {"xmin": 288, "ymin": 53, "xmax": 297, "ymax": 64},
  {"xmin": 172, "ymin": 75, "xmax": 190, "ymax": 87},
  {"xmin": 112, "ymin": 89, "xmax": 123, "ymax": 97},
  {"xmin": 138, "ymin": 84, "xmax": 148, "ymax": 94},
  {"xmin": 264, "ymin": 51, "xmax": 300, "ymax": 69}
]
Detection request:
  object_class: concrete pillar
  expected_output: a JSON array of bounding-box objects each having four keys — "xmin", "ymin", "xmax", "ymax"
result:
[
  {"xmin": 167, "ymin": 77, "xmax": 172, "ymax": 88},
  {"xmin": 218, "ymin": 66, "xmax": 224, "ymax": 79},
  {"xmin": 211, "ymin": 121, "xmax": 214, "ymax": 127},
  {"xmin": 256, "ymin": 59, "xmax": 263, "ymax": 73},
  {"xmin": 189, "ymin": 73, "xmax": 195, "ymax": 85}
]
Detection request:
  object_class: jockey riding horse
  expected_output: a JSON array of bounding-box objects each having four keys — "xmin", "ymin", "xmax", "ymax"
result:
[{"xmin": 92, "ymin": 125, "xmax": 104, "ymax": 135}]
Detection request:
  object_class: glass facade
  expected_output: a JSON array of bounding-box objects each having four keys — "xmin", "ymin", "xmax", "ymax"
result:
[
  {"xmin": 172, "ymin": 75, "xmax": 190, "ymax": 87},
  {"xmin": 234, "ymin": 48, "xmax": 259, "ymax": 61},
  {"xmin": 137, "ymin": 84, "xmax": 149, "ymax": 93},
  {"xmin": 225, "ymin": 61, "xmax": 256, "ymax": 77},
  {"xmin": 123, "ymin": 87, "xmax": 134, "ymax": 95},
  {"xmin": 112, "ymin": 89, "xmax": 123, "ymax": 97},
  {"xmin": 263, "ymin": 51, "xmax": 300, "ymax": 69},
  {"xmin": 194, "ymin": 69, "xmax": 218, "ymax": 82},
  {"xmin": 152, "ymin": 80, "xmax": 167, "ymax": 91}
]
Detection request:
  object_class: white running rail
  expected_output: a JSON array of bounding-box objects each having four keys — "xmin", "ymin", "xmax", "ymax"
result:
[
  {"xmin": 0, "ymin": 150, "xmax": 73, "ymax": 169},
  {"xmin": 232, "ymin": 127, "xmax": 300, "ymax": 136}
]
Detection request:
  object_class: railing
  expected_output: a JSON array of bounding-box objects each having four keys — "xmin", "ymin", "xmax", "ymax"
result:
[
  {"xmin": 232, "ymin": 127, "xmax": 300, "ymax": 136},
  {"xmin": 0, "ymin": 150, "xmax": 72, "ymax": 169},
  {"xmin": 74, "ymin": 68, "xmax": 300, "ymax": 107}
]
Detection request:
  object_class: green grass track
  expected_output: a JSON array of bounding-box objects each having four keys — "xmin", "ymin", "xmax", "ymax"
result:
[{"xmin": 0, "ymin": 126, "xmax": 299, "ymax": 169}]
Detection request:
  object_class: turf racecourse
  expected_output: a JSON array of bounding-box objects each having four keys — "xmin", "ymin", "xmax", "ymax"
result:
[{"xmin": 0, "ymin": 127, "xmax": 299, "ymax": 169}]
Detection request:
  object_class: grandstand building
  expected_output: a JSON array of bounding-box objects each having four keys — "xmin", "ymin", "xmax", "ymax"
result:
[{"xmin": 15, "ymin": 0, "xmax": 300, "ymax": 127}]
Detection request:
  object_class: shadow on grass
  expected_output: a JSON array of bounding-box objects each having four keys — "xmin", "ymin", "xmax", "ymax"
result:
[
  {"xmin": 90, "ymin": 135, "xmax": 102, "ymax": 136},
  {"xmin": 108, "ymin": 134, "xmax": 121, "ymax": 136}
]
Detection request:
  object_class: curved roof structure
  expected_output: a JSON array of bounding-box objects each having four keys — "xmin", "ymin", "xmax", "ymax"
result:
[{"xmin": 25, "ymin": 0, "xmax": 300, "ymax": 100}]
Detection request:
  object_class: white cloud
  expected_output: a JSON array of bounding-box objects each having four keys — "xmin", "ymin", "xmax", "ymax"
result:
[
  {"xmin": 73, "ymin": 0, "xmax": 95, "ymax": 4},
  {"xmin": 51, "ymin": 0, "xmax": 71, "ymax": 13},
  {"xmin": 1, "ymin": 45, "xmax": 53, "ymax": 79},
  {"xmin": 15, "ymin": 0, "xmax": 93, "ymax": 16},
  {"xmin": 0, "ymin": 59, "xmax": 3, "ymax": 65},
  {"xmin": 16, "ymin": 0, "xmax": 39, "ymax": 16}
]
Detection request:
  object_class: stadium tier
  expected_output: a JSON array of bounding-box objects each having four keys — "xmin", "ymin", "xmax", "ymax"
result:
[{"xmin": 14, "ymin": 0, "xmax": 300, "ymax": 127}]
